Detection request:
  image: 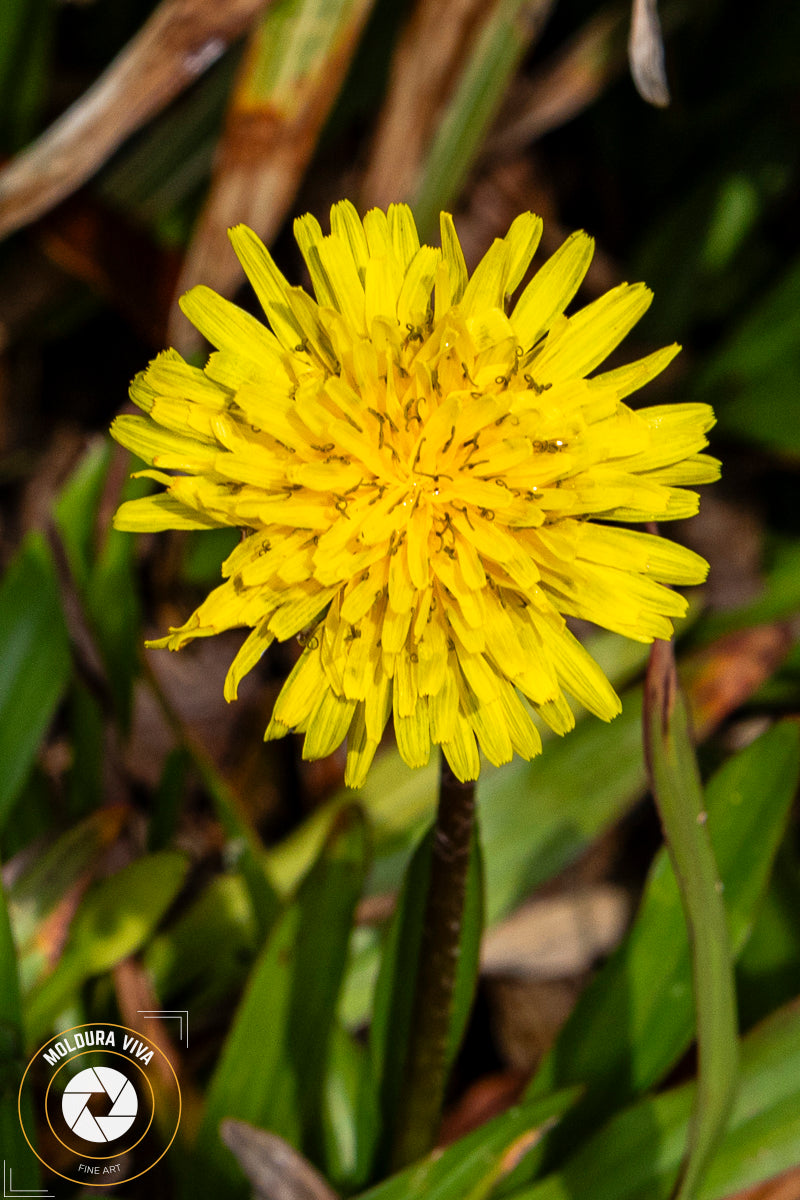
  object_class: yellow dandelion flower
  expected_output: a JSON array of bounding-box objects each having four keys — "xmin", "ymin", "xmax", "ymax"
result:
[{"xmin": 112, "ymin": 202, "xmax": 719, "ymax": 787}]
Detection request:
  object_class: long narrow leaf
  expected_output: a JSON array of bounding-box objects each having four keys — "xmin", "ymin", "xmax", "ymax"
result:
[
  {"xmin": 510, "ymin": 999, "xmax": 800, "ymax": 1200},
  {"xmin": 0, "ymin": 0, "xmax": 269, "ymax": 239},
  {"xmin": 643, "ymin": 640, "xmax": 738, "ymax": 1200},
  {"xmin": 0, "ymin": 533, "xmax": 71, "ymax": 832},
  {"xmin": 0, "ymin": 872, "xmax": 38, "ymax": 1183},
  {"xmin": 190, "ymin": 806, "xmax": 368, "ymax": 1199},
  {"xmin": 524, "ymin": 719, "xmax": 799, "ymax": 1143},
  {"xmin": 357, "ymin": 1089, "xmax": 581, "ymax": 1200},
  {"xmin": 171, "ymin": 0, "xmax": 376, "ymax": 352},
  {"xmin": 24, "ymin": 851, "xmax": 189, "ymax": 1043},
  {"xmin": 411, "ymin": 0, "xmax": 557, "ymax": 237}
]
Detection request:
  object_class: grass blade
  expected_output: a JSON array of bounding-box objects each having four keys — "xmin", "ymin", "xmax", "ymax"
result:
[
  {"xmin": 410, "ymin": 0, "xmax": 556, "ymax": 238},
  {"xmin": 643, "ymin": 640, "xmax": 738, "ymax": 1200},
  {"xmin": 357, "ymin": 1089, "xmax": 580, "ymax": 1200},
  {"xmin": 0, "ymin": 533, "xmax": 71, "ymax": 833},
  {"xmin": 0, "ymin": 870, "xmax": 39, "ymax": 1183},
  {"xmin": 524, "ymin": 718, "xmax": 798, "ymax": 1144},
  {"xmin": 509, "ymin": 998, "xmax": 800, "ymax": 1200},
  {"xmin": 0, "ymin": 0, "xmax": 267, "ymax": 239},
  {"xmin": 171, "ymin": 0, "xmax": 376, "ymax": 353},
  {"xmin": 191, "ymin": 806, "xmax": 368, "ymax": 1198}
]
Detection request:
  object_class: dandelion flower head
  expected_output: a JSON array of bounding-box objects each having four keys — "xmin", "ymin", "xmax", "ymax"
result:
[{"xmin": 112, "ymin": 202, "xmax": 719, "ymax": 786}]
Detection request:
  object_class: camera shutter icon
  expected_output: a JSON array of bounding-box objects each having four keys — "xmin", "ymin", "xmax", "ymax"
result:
[{"xmin": 61, "ymin": 1066, "xmax": 138, "ymax": 1143}]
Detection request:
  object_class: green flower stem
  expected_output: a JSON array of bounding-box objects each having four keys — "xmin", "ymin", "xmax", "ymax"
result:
[{"xmin": 390, "ymin": 756, "xmax": 477, "ymax": 1170}]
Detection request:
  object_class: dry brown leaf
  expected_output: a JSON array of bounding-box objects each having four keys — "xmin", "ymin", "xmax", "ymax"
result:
[
  {"xmin": 170, "ymin": 0, "xmax": 375, "ymax": 355},
  {"xmin": 112, "ymin": 958, "xmax": 198, "ymax": 1133},
  {"xmin": 683, "ymin": 624, "xmax": 794, "ymax": 740},
  {"xmin": 726, "ymin": 1163, "xmax": 800, "ymax": 1200},
  {"xmin": 30, "ymin": 806, "xmax": 129, "ymax": 968},
  {"xmin": 438, "ymin": 1070, "xmax": 528, "ymax": 1144},
  {"xmin": 361, "ymin": 0, "xmax": 489, "ymax": 208},
  {"xmin": 0, "ymin": 0, "xmax": 271, "ymax": 241},
  {"xmin": 488, "ymin": 976, "xmax": 585, "ymax": 1072},
  {"xmin": 481, "ymin": 885, "xmax": 630, "ymax": 980},
  {"xmin": 221, "ymin": 1120, "xmax": 339, "ymax": 1200},
  {"xmin": 628, "ymin": 0, "xmax": 670, "ymax": 107},
  {"xmin": 490, "ymin": 7, "xmax": 626, "ymax": 158}
]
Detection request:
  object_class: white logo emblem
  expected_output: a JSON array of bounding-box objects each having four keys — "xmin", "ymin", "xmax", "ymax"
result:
[{"xmin": 61, "ymin": 1066, "xmax": 138, "ymax": 1144}]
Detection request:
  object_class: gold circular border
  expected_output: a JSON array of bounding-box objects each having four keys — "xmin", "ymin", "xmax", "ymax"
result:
[
  {"xmin": 45, "ymin": 1050, "xmax": 154, "ymax": 1159},
  {"xmin": 18, "ymin": 1022, "xmax": 182, "ymax": 1187}
]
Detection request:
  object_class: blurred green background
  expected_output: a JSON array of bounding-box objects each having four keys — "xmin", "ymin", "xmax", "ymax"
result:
[{"xmin": 1, "ymin": 0, "xmax": 800, "ymax": 1197}]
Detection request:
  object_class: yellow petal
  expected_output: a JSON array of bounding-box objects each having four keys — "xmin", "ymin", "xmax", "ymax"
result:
[
  {"xmin": 316, "ymin": 234, "xmax": 368, "ymax": 335},
  {"xmin": 590, "ymin": 343, "xmax": 680, "ymax": 400},
  {"xmin": 397, "ymin": 246, "xmax": 440, "ymax": 329},
  {"xmin": 461, "ymin": 238, "xmax": 511, "ymax": 317},
  {"xmin": 224, "ymin": 620, "xmax": 274, "ymax": 701},
  {"xmin": 330, "ymin": 199, "xmax": 370, "ymax": 282},
  {"xmin": 229, "ymin": 224, "xmax": 305, "ymax": 350},
  {"xmin": 113, "ymin": 492, "xmax": 222, "ymax": 532},
  {"xmin": 303, "ymin": 689, "xmax": 356, "ymax": 759},
  {"xmin": 111, "ymin": 414, "xmax": 217, "ymax": 473},
  {"xmin": 179, "ymin": 285, "xmax": 281, "ymax": 363},
  {"xmin": 393, "ymin": 698, "xmax": 431, "ymax": 769},
  {"xmin": 438, "ymin": 212, "xmax": 468, "ymax": 309},
  {"xmin": 503, "ymin": 211, "xmax": 543, "ymax": 296},
  {"xmin": 576, "ymin": 524, "xmax": 709, "ymax": 584},
  {"xmin": 388, "ymin": 204, "xmax": 421, "ymax": 270},
  {"xmin": 534, "ymin": 282, "xmax": 652, "ymax": 381},
  {"xmin": 512, "ymin": 230, "xmax": 594, "ymax": 350},
  {"xmin": 271, "ymin": 647, "xmax": 326, "ymax": 729},
  {"xmin": 344, "ymin": 703, "xmax": 379, "ymax": 787},
  {"xmin": 442, "ymin": 712, "xmax": 479, "ymax": 781},
  {"xmin": 365, "ymin": 253, "xmax": 403, "ymax": 325}
]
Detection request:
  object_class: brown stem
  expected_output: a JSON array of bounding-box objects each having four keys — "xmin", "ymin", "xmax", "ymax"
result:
[{"xmin": 390, "ymin": 755, "xmax": 477, "ymax": 1170}]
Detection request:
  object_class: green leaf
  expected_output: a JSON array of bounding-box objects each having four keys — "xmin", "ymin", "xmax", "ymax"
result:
[
  {"xmin": 525, "ymin": 719, "xmax": 799, "ymax": 1144},
  {"xmin": 181, "ymin": 527, "xmax": 240, "ymax": 586},
  {"xmin": 693, "ymin": 255, "xmax": 800, "ymax": 454},
  {"xmin": 8, "ymin": 805, "xmax": 126, "ymax": 989},
  {"xmin": 148, "ymin": 746, "xmax": 191, "ymax": 852},
  {"xmin": 191, "ymin": 806, "xmax": 369, "ymax": 1199},
  {"xmin": 356, "ymin": 1089, "xmax": 580, "ymax": 1200},
  {"xmin": 56, "ymin": 443, "xmax": 147, "ymax": 725},
  {"xmin": 737, "ymin": 842, "xmax": 800, "ymax": 1027},
  {"xmin": 321, "ymin": 1023, "xmax": 380, "ymax": 1192},
  {"xmin": 65, "ymin": 680, "xmax": 106, "ymax": 819},
  {"xmin": 0, "ymin": 0, "xmax": 54, "ymax": 151},
  {"xmin": 0, "ymin": 871, "xmax": 38, "ymax": 1183},
  {"xmin": 144, "ymin": 872, "xmax": 258, "ymax": 1016},
  {"xmin": 642, "ymin": 644, "xmax": 738, "ymax": 1200},
  {"xmin": 288, "ymin": 686, "xmax": 650, "ymax": 1039},
  {"xmin": 412, "ymin": 0, "xmax": 549, "ymax": 238},
  {"xmin": 510, "ymin": 1000, "xmax": 800, "ymax": 1200},
  {"xmin": 195, "ymin": 753, "xmax": 280, "ymax": 940},
  {"xmin": 87, "ymin": 508, "xmax": 142, "ymax": 728},
  {"xmin": 0, "ymin": 533, "xmax": 72, "ymax": 833},
  {"xmin": 53, "ymin": 439, "xmax": 111, "ymax": 592},
  {"xmin": 481, "ymin": 689, "xmax": 647, "ymax": 924},
  {"xmin": 369, "ymin": 816, "xmax": 483, "ymax": 1171},
  {"xmin": 25, "ymin": 850, "xmax": 189, "ymax": 1043},
  {"xmin": 271, "ymin": 668, "xmax": 649, "ymax": 922}
]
